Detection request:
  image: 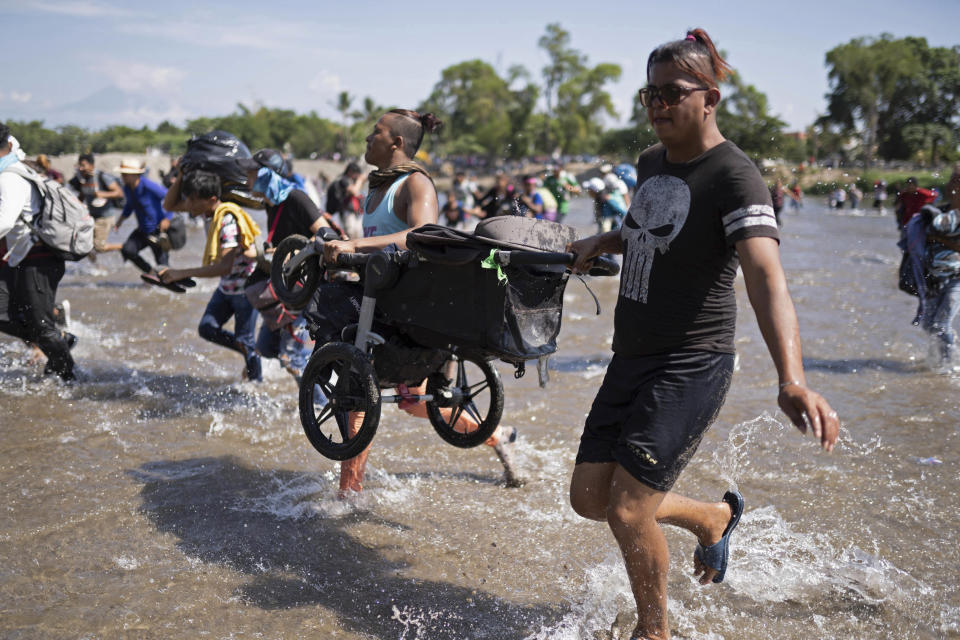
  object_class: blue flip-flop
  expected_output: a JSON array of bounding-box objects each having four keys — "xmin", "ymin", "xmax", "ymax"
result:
[{"xmin": 694, "ymin": 490, "xmax": 744, "ymax": 584}]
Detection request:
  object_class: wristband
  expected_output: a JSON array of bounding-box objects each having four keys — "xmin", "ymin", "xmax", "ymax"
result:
[{"xmin": 779, "ymin": 380, "xmax": 802, "ymax": 390}]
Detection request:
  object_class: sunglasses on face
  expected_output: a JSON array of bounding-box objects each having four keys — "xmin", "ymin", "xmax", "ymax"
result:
[{"xmin": 638, "ymin": 84, "xmax": 710, "ymax": 108}]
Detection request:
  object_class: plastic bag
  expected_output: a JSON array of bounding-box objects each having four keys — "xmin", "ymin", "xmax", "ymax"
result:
[{"xmin": 179, "ymin": 130, "xmax": 264, "ymax": 209}]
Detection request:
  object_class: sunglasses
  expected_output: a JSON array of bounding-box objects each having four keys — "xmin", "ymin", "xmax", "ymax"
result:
[{"xmin": 638, "ymin": 84, "xmax": 710, "ymax": 108}]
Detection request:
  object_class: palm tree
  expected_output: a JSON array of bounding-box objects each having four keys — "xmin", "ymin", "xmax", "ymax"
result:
[{"xmin": 331, "ymin": 91, "xmax": 354, "ymax": 155}]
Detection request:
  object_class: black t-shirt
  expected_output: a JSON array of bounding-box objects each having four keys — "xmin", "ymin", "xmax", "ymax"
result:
[
  {"xmin": 442, "ymin": 200, "xmax": 465, "ymax": 226},
  {"xmin": 68, "ymin": 169, "xmax": 120, "ymax": 219},
  {"xmin": 613, "ymin": 141, "xmax": 779, "ymax": 356},
  {"xmin": 265, "ymin": 189, "xmax": 322, "ymax": 245},
  {"xmin": 477, "ymin": 186, "xmax": 520, "ymax": 218},
  {"xmin": 326, "ymin": 175, "xmax": 357, "ymax": 215}
]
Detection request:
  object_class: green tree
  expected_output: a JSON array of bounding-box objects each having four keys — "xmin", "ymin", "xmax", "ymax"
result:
[
  {"xmin": 7, "ymin": 120, "xmax": 63, "ymax": 155},
  {"xmin": 877, "ymin": 38, "xmax": 960, "ymax": 162},
  {"xmin": 554, "ymin": 62, "xmax": 622, "ymax": 154},
  {"xmin": 716, "ymin": 70, "xmax": 787, "ymax": 161},
  {"xmin": 808, "ymin": 121, "xmax": 853, "ymax": 166},
  {"xmin": 597, "ymin": 90, "xmax": 656, "ymax": 159},
  {"xmin": 902, "ymin": 122, "xmax": 955, "ymax": 165},
  {"xmin": 536, "ymin": 24, "xmax": 621, "ymax": 155},
  {"xmin": 333, "ymin": 91, "xmax": 354, "ymax": 155},
  {"xmin": 822, "ymin": 35, "xmax": 922, "ymax": 168},
  {"xmin": 420, "ymin": 59, "xmax": 515, "ymax": 158},
  {"xmin": 538, "ymin": 24, "xmax": 585, "ymax": 120},
  {"xmin": 294, "ymin": 111, "xmax": 340, "ymax": 158},
  {"xmin": 351, "ymin": 96, "xmax": 383, "ymax": 129},
  {"xmin": 503, "ymin": 64, "xmax": 540, "ymax": 158}
]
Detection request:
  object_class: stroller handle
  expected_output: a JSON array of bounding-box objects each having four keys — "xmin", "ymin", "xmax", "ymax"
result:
[
  {"xmin": 333, "ymin": 253, "xmax": 371, "ymax": 268},
  {"xmin": 493, "ymin": 250, "xmax": 620, "ymax": 276},
  {"xmin": 494, "ymin": 250, "xmax": 574, "ymax": 266}
]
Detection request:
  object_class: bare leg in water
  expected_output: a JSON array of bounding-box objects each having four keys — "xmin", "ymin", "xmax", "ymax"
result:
[
  {"xmin": 569, "ymin": 462, "xmax": 734, "ymax": 640},
  {"xmin": 339, "ymin": 379, "xmax": 520, "ymax": 495}
]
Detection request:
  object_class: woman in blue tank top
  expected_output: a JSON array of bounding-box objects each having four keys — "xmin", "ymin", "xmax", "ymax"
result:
[
  {"xmin": 311, "ymin": 109, "xmax": 521, "ymax": 496},
  {"xmin": 322, "ymin": 109, "xmax": 442, "ymax": 261}
]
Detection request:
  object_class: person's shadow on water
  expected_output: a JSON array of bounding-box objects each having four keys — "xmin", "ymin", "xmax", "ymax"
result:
[{"xmin": 128, "ymin": 456, "xmax": 560, "ymax": 639}]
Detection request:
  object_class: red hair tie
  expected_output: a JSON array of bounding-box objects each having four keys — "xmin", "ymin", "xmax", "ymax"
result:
[{"xmin": 685, "ymin": 34, "xmax": 697, "ymax": 41}]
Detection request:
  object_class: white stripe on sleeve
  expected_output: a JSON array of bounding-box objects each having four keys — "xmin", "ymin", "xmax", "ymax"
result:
[{"xmin": 721, "ymin": 204, "xmax": 777, "ymax": 236}]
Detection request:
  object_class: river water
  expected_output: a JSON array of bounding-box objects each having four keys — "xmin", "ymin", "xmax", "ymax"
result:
[{"xmin": 1, "ymin": 198, "xmax": 957, "ymax": 640}]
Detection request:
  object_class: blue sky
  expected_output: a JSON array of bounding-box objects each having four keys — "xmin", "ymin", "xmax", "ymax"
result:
[{"xmin": 1, "ymin": 0, "xmax": 958, "ymax": 133}]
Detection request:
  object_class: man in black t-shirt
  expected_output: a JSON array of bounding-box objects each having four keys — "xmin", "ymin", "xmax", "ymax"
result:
[
  {"xmin": 567, "ymin": 33, "xmax": 838, "ymax": 640},
  {"xmin": 614, "ymin": 141, "xmax": 778, "ymax": 357},
  {"xmin": 573, "ymin": 140, "xmax": 784, "ymax": 495},
  {"xmin": 265, "ymin": 188, "xmax": 325, "ymax": 245},
  {"xmin": 475, "ymin": 172, "xmax": 520, "ymax": 218},
  {"xmin": 241, "ymin": 151, "xmax": 331, "ymax": 381},
  {"xmin": 68, "ymin": 153, "xmax": 125, "ymax": 254}
]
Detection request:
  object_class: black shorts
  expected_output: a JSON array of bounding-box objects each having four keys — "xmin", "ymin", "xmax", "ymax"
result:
[{"xmin": 575, "ymin": 350, "xmax": 735, "ymax": 492}]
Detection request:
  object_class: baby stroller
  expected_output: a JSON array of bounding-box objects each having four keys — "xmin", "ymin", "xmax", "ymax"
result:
[{"xmin": 270, "ymin": 217, "xmax": 618, "ymax": 461}]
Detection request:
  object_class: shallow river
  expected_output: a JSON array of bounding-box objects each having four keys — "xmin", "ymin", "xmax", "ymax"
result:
[{"xmin": 1, "ymin": 198, "xmax": 957, "ymax": 639}]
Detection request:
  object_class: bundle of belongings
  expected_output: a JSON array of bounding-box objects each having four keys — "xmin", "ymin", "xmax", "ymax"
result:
[
  {"xmin": 179, "ymin": 130, "xmax": 263, "ymax": 209},
  {"xmin": 899, "ymin": 204, "xmax": 960, "ymax": 324}
]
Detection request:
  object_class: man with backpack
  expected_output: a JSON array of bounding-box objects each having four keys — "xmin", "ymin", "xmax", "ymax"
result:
[
  {"xmin": 69, "ymin": 153, "xmax": 124, "ymax": 255},
  {"xmin": 0, "ymin": 123, "xmax": 76, "ymax": 381}
]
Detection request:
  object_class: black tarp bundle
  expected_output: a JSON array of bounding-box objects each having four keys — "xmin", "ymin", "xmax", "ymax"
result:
[
  {"xmin": 179, "ymin": 130, "xmax": 264, "ymax": 209},
  {"xmin": 377, "ymin": 217, "xmax": 577, "ymax": 365}
]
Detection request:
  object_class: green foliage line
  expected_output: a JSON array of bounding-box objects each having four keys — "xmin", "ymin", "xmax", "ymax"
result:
[{"xmin": 7, "ymin": 27, "xmax": 959, "ymax": 167}]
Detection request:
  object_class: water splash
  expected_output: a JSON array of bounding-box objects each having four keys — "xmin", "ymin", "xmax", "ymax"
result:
[
  {"xmin": 523, "ymin": 552, "xmax": 633, "ymax": 640},
  {"xmin": 725, "ymin": 506, "xmax": 930, "ymax": 605},
  {"xmin": 391, "ymin": 604, "xmax": 462, "ymax": 640},
  {"xmin": 528, "ymin": 413, "xmax": 937, "ymax": 639}
]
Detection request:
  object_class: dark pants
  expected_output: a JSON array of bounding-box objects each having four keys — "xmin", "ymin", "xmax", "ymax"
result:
[
  {"xmin": 0, "ymin": 257, "xmax": 74, "ymax": 380},
  {"xmin": 198, "ymin": 288, "xmax": 262, "ymax": 381},
  {"xmin": 121, "ymin": 229, "xmax": 168, "ymax": 274},
  {"xmin": 303, "ymin": 281, "xmax": 363, "ymax": 347}
]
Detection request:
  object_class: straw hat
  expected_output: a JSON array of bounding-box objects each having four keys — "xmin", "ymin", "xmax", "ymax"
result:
[{"xmin": 117, "ymin": 158, "xmax": 146, "ymax": 174}]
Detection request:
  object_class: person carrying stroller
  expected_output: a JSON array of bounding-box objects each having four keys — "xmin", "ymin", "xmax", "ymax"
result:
[{"xmin": 305, "ymin": 108, "xmax": 521, "ymax": 496}]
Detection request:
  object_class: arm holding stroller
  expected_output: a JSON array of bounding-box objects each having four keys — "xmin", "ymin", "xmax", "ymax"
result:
[
  {"xmin": 492, "ymin": 248, "xmax": 619, "ymax": 276},
  {"xmin": 566, "ymin": 231, "xmax": 624, "ymax": 274},
  {"xmin": 323, "ymin": 172, "xmax": 439, "ymax": 264}
]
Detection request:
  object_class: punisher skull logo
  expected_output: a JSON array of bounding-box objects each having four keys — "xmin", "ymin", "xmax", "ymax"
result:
[{"xmin": 620, "ymin": 174, "xmax": 691, "ymax": 303}]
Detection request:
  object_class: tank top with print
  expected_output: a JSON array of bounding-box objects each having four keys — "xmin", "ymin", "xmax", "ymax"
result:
[{"xmin": 362, "ymin": 174, "xmax": 412, "ymax": 238}]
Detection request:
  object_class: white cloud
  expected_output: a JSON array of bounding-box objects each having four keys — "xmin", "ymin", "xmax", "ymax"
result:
[
  {"xmin": 97, "ymin": 60, "xmax": 186, "ymax": 94},
  {"xmin": 308, "ymin": 71, "xmax": 343, "ymax": 96},
  {"xmin": 0, "ymin": 90, "xmax": 33, "ymax": 104},
  {"xmin": 118, "ymin": 13, "xmax": 331, "ymax": 56},
  {"xmin": 21, "ymin": 0, "xmax": 133, "ymax": 17}
]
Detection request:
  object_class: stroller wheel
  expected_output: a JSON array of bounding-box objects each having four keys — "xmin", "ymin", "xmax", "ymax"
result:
[
  {"xmin": 299, "ymin": 342, "xmax": 381, "ymax": 461},
  {"xmin": 425, "ymin": 355, "xmax": 503, "ymax": 448},
  {"xmin": 271, "ymin": 234, "xmax": 322, "ymax": 310}
]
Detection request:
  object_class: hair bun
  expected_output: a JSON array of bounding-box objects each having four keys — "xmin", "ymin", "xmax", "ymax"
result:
[{"xmin": 420, "ymin": 113, "xmax": 443, "ymax": 134}]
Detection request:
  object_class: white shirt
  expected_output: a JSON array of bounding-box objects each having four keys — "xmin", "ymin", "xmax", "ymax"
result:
[
  {"xmin": 603, "ymin": 173, "xmax": 628, "ymax": 196},
  {"xmin": 0, "ymin": 162, "xmax": 42, "ymax": 266}
]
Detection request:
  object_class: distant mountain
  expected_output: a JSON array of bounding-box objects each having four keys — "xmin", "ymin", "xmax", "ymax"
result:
[{"xmin": 31, "ymin": 85, "xmax": 193, "ymax": 128}]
